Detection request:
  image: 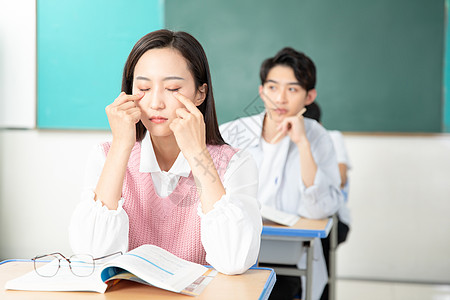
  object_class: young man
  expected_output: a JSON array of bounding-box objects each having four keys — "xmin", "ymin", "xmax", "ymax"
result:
[{"xmin": 220, "ymin": 47, "xmax": 343, "ymax": 300}]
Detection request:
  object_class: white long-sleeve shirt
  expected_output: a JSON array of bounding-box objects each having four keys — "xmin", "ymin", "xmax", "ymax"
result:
[
  {"xmin": 220, "ymin": 112, "xmax": 343, "ymax": 299},
  {"xmin": 328, "ymin": 130, "xmax": 352, "ymax": 226},
  {"xmin": 220, "ymin": 112, "xmax": 343, "ymax": 219},
  {"xmin": 69, "ymin": 133, "xmax": 262, "ymax": 275}
]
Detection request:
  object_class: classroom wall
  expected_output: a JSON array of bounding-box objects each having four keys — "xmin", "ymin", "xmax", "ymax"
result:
[
  {"xmin": 1, "ymin": 0, "xmax": 449, "ymax": 285},
  {"xmin": 338, "ymin": 134, "xmax": 450, "ymax": 283},
  {"xmin": 0, "ymin": 130, "xmax": 110, "ymax": 257},
  {"xmin": 1, "ymin": 131, "xmax": 450, "ymax": 283},
  {"xmin": 0, "ymin": 0, "xmax": 36, "ymax": 128}
]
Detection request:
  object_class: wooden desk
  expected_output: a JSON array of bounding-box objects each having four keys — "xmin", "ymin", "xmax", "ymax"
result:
[
  {"xmin": 0, "ymin": 260, "xmax": 275, "ymax": 300},
  {"xmin": 259, "ymin": 217, "xmax": 333, "ymax": 300}
]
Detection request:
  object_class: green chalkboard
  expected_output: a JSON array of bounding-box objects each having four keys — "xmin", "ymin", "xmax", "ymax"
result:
[
  {"xmin": 37, "ymin": 0, "xmax": 164, "ymax": 129},
  {"xmin": 166, "ymin": 0, "xmax": 444, "ymax": 132},
  {"xmin": 445, "ymin": 0, "xmax": 450, "ymax": 133}
]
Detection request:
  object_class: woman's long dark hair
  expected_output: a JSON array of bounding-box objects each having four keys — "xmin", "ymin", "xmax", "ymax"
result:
[{"xmin": 122, "ymin": 29, "xmax": 225, "ymax": 145}]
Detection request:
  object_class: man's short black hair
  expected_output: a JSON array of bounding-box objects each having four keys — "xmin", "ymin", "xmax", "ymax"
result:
[{"xmin": 259, "ymin": 47, "xmax": 316, "ymax": 91}]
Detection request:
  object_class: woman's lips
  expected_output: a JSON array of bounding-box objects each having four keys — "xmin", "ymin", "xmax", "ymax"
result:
[{"xmin": 149, "ymin": 116, "xmax": 168, "ymax": 124}]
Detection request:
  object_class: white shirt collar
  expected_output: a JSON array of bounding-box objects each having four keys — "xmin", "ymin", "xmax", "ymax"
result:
[{"xmin": 139, "ymin": 133, "xmax": 191, "ymax": 177}]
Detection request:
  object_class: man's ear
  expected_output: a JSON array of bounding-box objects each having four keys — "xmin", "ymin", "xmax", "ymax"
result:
[
  {"xmin": 305, "ymin": 89, "xmax": 317, "ymax": 105},
  {"xmin": 259, "ymin": 85, "xmax": 265, "ymax": 101},
  {"xmin": 195, "ymin": 83, "xmax": 208, "ymax": 106}
]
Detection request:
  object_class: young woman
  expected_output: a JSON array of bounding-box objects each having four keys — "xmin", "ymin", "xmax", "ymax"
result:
[
  {"xmin": 69, "ymin": 29, "xmax": 262, "ymax": 275},
  {"xmin": 220, "ymin": 47, "xmax": 343, "ymax": 299}
]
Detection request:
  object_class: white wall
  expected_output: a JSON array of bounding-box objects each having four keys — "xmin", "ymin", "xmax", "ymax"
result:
[
  {"xmin": 0, "ymin": 0, "xmax": 36, "ymax": 128},
  {"xmin": 0, "ymin": 130, "xmax": 111, "ymax": 258},
  {"xmin": 337, "ymin": 134, "xmax": 450, "ymax": 283},
  {"xmin": 1, "ymin": 131, "xmax": 450, "ymax": 284}
]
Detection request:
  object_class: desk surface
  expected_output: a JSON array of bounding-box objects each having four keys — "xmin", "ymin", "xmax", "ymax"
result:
[
  {"xmin": 262, "ymin": 217, "xmax": 332, "ymax": 238},
  {"xmin": 0, "ymin": 261, "xmax": 275, "ymax": 300}
]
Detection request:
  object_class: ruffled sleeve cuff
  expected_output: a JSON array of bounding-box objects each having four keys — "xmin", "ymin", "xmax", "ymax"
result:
[
  {"xmin": 197, "ymin": 194, "xmax": 262, "ymax": 275},
  {"xmin": 69, "ymin": 190, "xmax": 129, "ymax": 257}
]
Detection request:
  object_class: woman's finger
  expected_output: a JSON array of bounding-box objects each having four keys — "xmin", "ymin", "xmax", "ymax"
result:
[
  {"xmin": 114, "ymin": 91, "xmax": 144, "ymax": 106},
  {"xmin": 175, "ymin": 107, "xmax": 191, "ymax": 119},
  {"xmin": 117, "ymin": 100, "xmax": 139, "ymax": 110},
  {"xmin": 128, "ymin": 108, "xmax": 142, "ymax": 123},
  {"xmin": 169, "ymin": 117, "xmax": 180, "ymax": 132},
  {"xmin": 172, "ymin": 92, "xmax": 201, "ymax": 116}
]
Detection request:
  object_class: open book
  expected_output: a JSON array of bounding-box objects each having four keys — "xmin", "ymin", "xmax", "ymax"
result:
[
  {"xmin": 261, "ymin": 205, "xmax": 300, "ymax": 226},
  {"xmin": 5, "ymin": 244, "xmax": 216, "ymax": 296}
]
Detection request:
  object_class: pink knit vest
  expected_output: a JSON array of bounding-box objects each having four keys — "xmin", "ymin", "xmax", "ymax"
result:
[{"xmin": 101, "ymin": 142, "xmax": 238, "ymax": 264}]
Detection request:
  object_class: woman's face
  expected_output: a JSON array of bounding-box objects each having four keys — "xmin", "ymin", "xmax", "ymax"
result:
[{"xmin": 132, "ymin": 47, "xmax": 204, "ymax": 138}]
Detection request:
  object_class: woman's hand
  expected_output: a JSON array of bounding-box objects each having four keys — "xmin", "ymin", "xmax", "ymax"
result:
[
  {"xmin": 169, "ymin": 92, "xmax": 206, "ymax": 158},
  {"xmin": 170, "ymin": 91, "xmax": 225, "ymax": 213},
  {"xmin": 105, "ymin": 92, "xmax": 144, "ymax": 148}
]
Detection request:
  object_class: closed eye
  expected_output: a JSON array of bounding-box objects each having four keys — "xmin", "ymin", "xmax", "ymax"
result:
[
  {"xmin": 167, "ymin": 88, "xmax": 180, "ymax": 92},
  {"xmin": 140, "ymin": 88, "xmax": 150, "ymax": 92}
]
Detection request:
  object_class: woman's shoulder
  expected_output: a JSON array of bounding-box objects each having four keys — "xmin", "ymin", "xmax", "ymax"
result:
[
  {"xmin": 207, "ymin": 144, "xmax": 258, "ymax": 168},
  {"xmin": 206, "ymin": 143, "xmax": 238, "ymax": 156}
]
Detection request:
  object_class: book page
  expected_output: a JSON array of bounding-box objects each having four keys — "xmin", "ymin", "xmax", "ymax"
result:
[
  {"xmin": 181, "ymin": 268, "xmax": 217, "ymax": 296},
  {"xmin": 261, "ymin": 205, "xmax": 300, "ymax": 226},
  {"xmin": 4, "ymin": 259, "xmax": 107, "ymax": 293},
  {"xmin": 106, "ymin": 268, "xmax": 218, "ymax": 296},
  {"xmin": 101, "ymin": 244, "xmax": 208, "ymax": 293}
]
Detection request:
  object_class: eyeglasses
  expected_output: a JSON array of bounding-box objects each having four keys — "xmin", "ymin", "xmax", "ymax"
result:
[{"xmin": 32, "ymin": 251, "xmax": 122, "ymax": 277}]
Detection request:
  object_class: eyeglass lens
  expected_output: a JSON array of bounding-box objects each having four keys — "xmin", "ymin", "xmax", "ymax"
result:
[
  {"xmin": 69, "ymin": 254, "xmax": 95, "ymax": 277},
  {"xmin": 34, "ymin": 254, "xmax": 95, "ymax": 277},
  {"xmin": 33, "ymin": 254, "xmax": 60, "ymax": 277}
]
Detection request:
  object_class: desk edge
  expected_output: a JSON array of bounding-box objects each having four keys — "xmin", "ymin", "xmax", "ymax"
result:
[
  {"xmin": 252, "ymin": 267, "xmax": 276, "ymax": 300},
  {"xmin": 262, "ymin": 218, "xmax": 333, "ymax": 238}
]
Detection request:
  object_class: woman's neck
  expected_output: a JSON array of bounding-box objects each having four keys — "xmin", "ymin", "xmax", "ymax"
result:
[{"xmin": 150, "ymin": 135, "xmax": 180, "ymax": 172}]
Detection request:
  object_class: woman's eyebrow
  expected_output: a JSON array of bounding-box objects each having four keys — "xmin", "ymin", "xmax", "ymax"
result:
[
  {"xmin": 136, "ymin": 76, "xmax": 150, "ymax": 81},
  {"xmin": 135, "ymin": 76, "xmax": 185, "ymax": 82},
  {"xmin": 163, "ymin": 76, "xmax": 185, "ymax": 81}
]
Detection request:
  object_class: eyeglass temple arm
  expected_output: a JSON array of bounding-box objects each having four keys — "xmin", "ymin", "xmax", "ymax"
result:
[
  {"xmin": 33, "ymin": 251, "xmax": 122, "ymax": 262},
  {"xmin": 93, "ymin": 251, "xmax": 123, "ymax": 261},
  {"xmin": 33, "ymin": 252, "xmax": 69, "ymax": 262}
]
